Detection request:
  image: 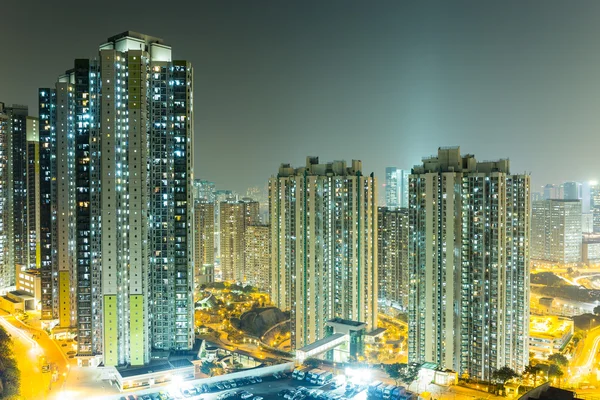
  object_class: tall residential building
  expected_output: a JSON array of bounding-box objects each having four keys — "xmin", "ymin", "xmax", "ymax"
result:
[
  {"xmin": 220, "ymin": 199, "xmax": 259, "ymax": 282},
  {"xmin": 194, "ymin": 201, "xmax": 215, "ymax": 292},
  {"xmin": 385, "ymin": 167, "xmax": 409, "ymax": 208},
  {"xmin": 40, "ymin": 32, "xmax": 194, "ymax": 366},
  {"xmin": 38, "ymin": 90, "xmax": 56, "ymax": 320},
  {"xmin": 0, "ymin": 103, "xmax": 39, "ymax": 292},
  {"xmin": 244, "ymin": 224, "xmax": 270, "ymax": 293},
  {"xmin": 377, "ymin": 207, "xmax": 409, "ymax": 308},
  {"xmin": 408, "ymin": 147, "xmax": 530, "ymax": 381},
  {"xmin": 214, "ymin": 189, "xmax": 238, "ymax": 261},
  {"xmin": 531, "ymin": 200, "xmax": 582, "ymax": 264},
  {"xmin": 193, "ymin": 179, "xmax": 216, "ymax": 203},
  {"xmin": 563, "ymin": 182, "xmax": 582, "ymax": 200},
  {"xmin": 0, "ymin": 105, "xmax": 8, "ymax": 290},
  {"xmin": 270, "ymin": 157, "xmax": 378, "ymax": 349}
]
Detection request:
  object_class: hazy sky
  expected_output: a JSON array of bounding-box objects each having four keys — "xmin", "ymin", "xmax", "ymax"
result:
[{"xmin": 3, "ymin": 1, "xmax": 600, "ymax": 194}]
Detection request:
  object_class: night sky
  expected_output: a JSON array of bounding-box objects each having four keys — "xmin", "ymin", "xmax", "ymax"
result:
[{"xmin": 3, "ymin": 1, "xmax": 600, "ymax": 195}]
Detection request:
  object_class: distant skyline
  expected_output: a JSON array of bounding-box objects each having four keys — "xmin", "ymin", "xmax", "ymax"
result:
[{"xmin": 3, "ymin": 1, "xmax": 600, "ymax": 193}]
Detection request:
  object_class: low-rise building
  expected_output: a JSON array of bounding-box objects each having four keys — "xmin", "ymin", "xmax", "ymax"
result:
[
  {"xmin": 529, "ymin": 316, "xmax": 574, "ymax": 358},
  {"xmin": 16, "ymin": 269, "xmax": 41, "ymax": 308}
]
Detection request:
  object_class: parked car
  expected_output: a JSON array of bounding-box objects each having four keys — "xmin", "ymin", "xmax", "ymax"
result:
[{"xmin": 240, "ymin": 391, "xmax": 253, "ymax": 399}]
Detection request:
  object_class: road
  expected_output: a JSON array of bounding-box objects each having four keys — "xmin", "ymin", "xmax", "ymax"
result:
[
  {"xmin": 0, "ymin": 315, "xmax": 52, "ymax": 399},
  {"xmin": 573, "ymin": 274, "xmax": 600, "ymax": 289},
  {"xmin": 0, "ymin": 314, "xmax": 69, "ymax": 400},
  {"xmin": 569, "ymin": 325, "xmax": 600, "ymax": 384}
]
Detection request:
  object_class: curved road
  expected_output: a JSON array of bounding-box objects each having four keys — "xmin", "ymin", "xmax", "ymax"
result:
[
  {"xmin": 570, "ymin": 326, "xmax": 600, "ymax": 383},
  {"xmin": 0, "ymin": 314, "xmax": 69, "ymax": 400}
]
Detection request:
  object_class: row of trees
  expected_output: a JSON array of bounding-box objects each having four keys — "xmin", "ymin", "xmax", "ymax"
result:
[
  {"xmin": 494, "ymin": 353, "xmax": 568, "ymax": 388},
  {"xmin": 379, "ymin": 353, "xmax": 569, "ymax": 392},
  {"xmin": 0, "ymin": 326, "xmax": 19, "ymax": 399}
]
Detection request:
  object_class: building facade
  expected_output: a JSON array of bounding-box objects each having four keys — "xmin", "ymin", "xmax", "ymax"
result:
[
  {"xmin": 40, "ymin": 32, "xmax": 194, "ymax": 366},
  {"xmin": 244, "ymin": 224, "xmax": 270, "ymax": 292},
  {"xmin": 193, "ymin": 179, "xmax": 216, "ymax": 203},
  {"xmin": 0, "ymin": 103, "xmax": 39, "ymax": 294},
  {"xmin": 194, "ymin": 201, "xmax": 215, "ymax": 292},
  {"xmin": 270, "ymin": 157, "xmax": 378, "ymax": 349},
  {"xmin": 408, "ymin": 147, "xmax": 530, "ymax": 381},
  {"xmin": 531, "ymin": 199, "xmax": 582, "ymax": 264},
  {"xmin": 591, "ymin": 183, "xmax": 600, "ymax": 233},
  {"xmin": 38, "ymin": 90, "xmax": 56, "ymax": 320},
  {"xmin": 0, "ymin": 105, "xmax": 8, "ymax": 291},
  {"xmin": 385, "ymin": 167, "xmax": 409, "ymax": 208},
  {"xmin": 219, "ymin": 199, "xmax": 259, "ymax": 282},
  {"xmin": 377, "ymin": 207, "xmax": 408, "ymax": 308},
  {"xmin": 562, "ymin": 182, "xmax": 582, "ymax": 201}
]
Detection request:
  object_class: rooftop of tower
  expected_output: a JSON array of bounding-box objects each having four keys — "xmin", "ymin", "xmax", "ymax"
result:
[
  {"xmin": 99, "ymin": 31, "xmax": 172, "ymax": 62},
  {"xmin": 277, "ymin": 156, "xmax": 370, "ymax": 177},
  {"xmin": 105, "ymin": 31, "xmax": 166, "ymax": 46},
  {"xmin": 413, "ymin": 146, "xmax": 510, "ymax": 175}
]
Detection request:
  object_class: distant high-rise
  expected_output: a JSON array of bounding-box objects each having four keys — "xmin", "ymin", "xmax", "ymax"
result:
[
  {"xmin": 582, "ymin": 213, "xmax": 594, "ymax": 234},
  {"xmin": 270, "ymin": 157, "xmax": 378, "ymax": 349},
  {"xmin": 220, "ymin": 199, "xmax": 259, "ymax": 282},
  {"xmin": 0, "ymin": 103, "xmax": 39, "ymax": 293},
  {"xmin": 244, "ymin": 224, "xmax": 270, "ymax": 293},
  {"xmin": 377, "ymin": 207, "xmax": 408, "ymax": 308},
  {"xmin": 590, "ymin": 183, "xmax": 600, "ymax": 233},
  {"xmin": 193, "ymin": 179, "xmax": 216, "ymax": 203},
  {"xmin": 385, "ymin": 167, "xmax": 409, "ymax": 208},
  {"xmin": 408, "ymin": 147, "xmax": 530, "ymax": 381},
  {"xmin": 532, "ymin": 199, "xmax": 582, "ymax": 264},
  {"xmin": 40, "ymin": 32, "xmax": 194, "ymax": 366},
  {"xmin": 563, "ymin": 182, "xmax": 582, "ymax": 200},
  {"xmin": 213, "ymin": 189, "xmax": 238, "ymax": 262},
  {"xmin": 194, "ymin": 201, "xmax": 215, "ymax": 293},
  {"xmin": 543, "ymin": 184, "xmax": 560, "ymax": 200}
]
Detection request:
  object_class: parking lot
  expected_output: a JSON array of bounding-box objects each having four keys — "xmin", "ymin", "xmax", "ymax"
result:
[{"xmin": 113, "ymin": 371, "xmax": 370, "ymax": 400}]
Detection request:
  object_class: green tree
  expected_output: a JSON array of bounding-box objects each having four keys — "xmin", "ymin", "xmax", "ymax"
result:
[
  {"xmin": 547, "ymin": 353, "xmax": 568, "ymax": 368},
  {"xmin": 523, "ymin": 364, "xmax": 542, "ymax": 387},
  {"xmin": 200, "ymin": 361, "xmax": 216, "ymax": 376},
  {"xmin": 548, "ymin": 364, "xmax": 564, "ymax": 387},
  {"xmin": 491, "ymin": 366, "xmax": 519, "ymax": 384},
  {"xmin": 594, "ymin": 305, "xmax": 600, "ymax": 316},
  {"xmin": 303, "ymin": 357, "xmax": 320, "ymax": 369},
  {"xmin": 385, "ymin": 363, "xmax": 402, "ymax": 384},
  {"xmin": 0, "ymin": 326, "xmax": 20, "ymax": 398}
]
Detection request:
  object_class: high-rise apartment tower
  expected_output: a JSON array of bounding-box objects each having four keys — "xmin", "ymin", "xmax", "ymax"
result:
[
  {"xmin": 39, "ymin": 32, "xmax": 194, "ymax": 366},
  {"xmin": 408, "ymin": 147, "xmax": 530, "ymax": 380},
  {"xmin": 270, "ymin": 157, "xmax": 378, "ymax": 349}
]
